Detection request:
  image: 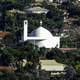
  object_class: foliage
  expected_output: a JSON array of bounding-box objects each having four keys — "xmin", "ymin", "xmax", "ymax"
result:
[
  {"xmin": 0, "ymin": 0, "xmax": 17, "ymax": 3},
  {"xmin": 69, "ymin": 27, "xmax": 80, "ymax": 48},
  {"xmin": 46, "ymin": 48, "xmax": 64, "ymax": 61},
  {"xmin": 60, "ymin": 37, "xmax": 75, "ymax": 48},
  {"xmin": 75, "ymin": 64, "xmax": 80, "ymax": 74}
]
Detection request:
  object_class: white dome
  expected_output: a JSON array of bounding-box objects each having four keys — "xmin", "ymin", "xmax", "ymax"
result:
[
  {"xmin": 29, "ymin": 27, "xmax": 60, "ymax": 48},
  {"xmin": 23, "ymin": 20, "xmax": 60, "ymax": 48},
  {"xmin": 30, "ymin": 27, "xmax": 53, "ymax": 39}
]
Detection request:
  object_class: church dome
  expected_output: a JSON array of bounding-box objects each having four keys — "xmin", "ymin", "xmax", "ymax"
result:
[
  {"xmin": 28, "ymin": 21, "xmax": 60, "ymax": 48},
  {"xmin": 30, "ymin": 27, "xmax": 53, "ymax": 39}
]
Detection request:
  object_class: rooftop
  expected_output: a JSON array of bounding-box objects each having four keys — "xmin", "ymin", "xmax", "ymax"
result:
[{"xmin": 0, "ymin": 31, "xmax": 10, "ymax": 38}]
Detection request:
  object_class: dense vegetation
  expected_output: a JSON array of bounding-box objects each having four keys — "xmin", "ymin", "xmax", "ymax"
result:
[
  {"xmin": 0, "ymin": 45, "xmax": 80, "ymax": 80},
  {"xmin": 0, "ymin": 0, "xmax": 80, "ymax": 80}
]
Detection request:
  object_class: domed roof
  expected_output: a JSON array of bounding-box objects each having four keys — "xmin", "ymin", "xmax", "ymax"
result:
[
  {"xmin": 29, "ymin": 21, "xmax": 60, "ymax": 48},
  {"xmin": 30, "ymin": 27, "xmax": 53, "ymax": 39},
  {"xmin": 26, "ymin": 7, "xmax": 49, "ymax": 14}
]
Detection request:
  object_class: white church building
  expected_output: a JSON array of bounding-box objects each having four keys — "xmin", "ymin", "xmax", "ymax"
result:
[{"xmin": 23, "ymin": 20, "xmax": 60, "ymax": 48}]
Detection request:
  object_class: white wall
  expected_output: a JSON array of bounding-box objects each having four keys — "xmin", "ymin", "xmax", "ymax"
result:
[
  {"xmin": 30, "ymin": 36, "xmax": 60, "ymax": 48},
  {"xmin": 23, "ymin": 20, "xmax": 28, "ymax": 41},
  {"xmin": 41, "ymin": 65, "xmax": 65, "ymax": 71}
]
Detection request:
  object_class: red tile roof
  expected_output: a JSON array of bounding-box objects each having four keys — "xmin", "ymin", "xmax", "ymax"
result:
[
  {"xmin": 0, "ymin": 66, "xmax": 16, "ymax": 71},
  {"xmin": 0, "ymin": 31, "xmax": 10, "ymax": 38},
  {"xmin": 59, "ymin": 48, "xmax": 77, "ymax": 53}
]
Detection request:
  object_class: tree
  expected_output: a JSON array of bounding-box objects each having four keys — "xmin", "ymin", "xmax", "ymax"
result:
[
  {"xmin": 46, "ymin": 48, "xmax": 64, "ymax": 61},
  {"xmin": 69, "ymin": 27, "xmax": 80, "ymax": 48},
  {"xmin": 60, "ymin": 37, "xmax": 75, "ymax": 48}
]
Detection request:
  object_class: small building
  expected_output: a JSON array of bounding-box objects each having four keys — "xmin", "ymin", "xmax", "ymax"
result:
[
  {"xmin": 0, "ymin": 31, "xmax": 10, "ymax": 42},
  {"xmin": 0, "ymin": 66, "xmax": 16, "ymax": 72},
  {"xmin": 59, "ymin": 48, "xmax": 77, "ymax": 53},
  {"xmin": 39, "ymin": 60, "xmax": 66, "ymax": 71},
  {"xmin": 26, "ymin": 6, "xmax": 49, "ymax": 14},
  {"xmin": 39, "ymin": 60, "xmax": 66, "ymax": 76}
]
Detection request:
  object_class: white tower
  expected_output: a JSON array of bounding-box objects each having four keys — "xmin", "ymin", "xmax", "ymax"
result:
[{"xmin": 23, "ymin": 20, "xmax": 28, "ymax": 41}]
